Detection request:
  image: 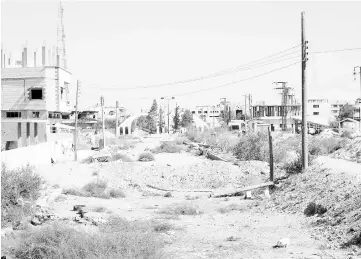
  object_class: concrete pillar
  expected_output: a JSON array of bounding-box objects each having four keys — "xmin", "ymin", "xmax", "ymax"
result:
[{"xmin": 42, "ymin": 46, "xmax": 46, "ymax": 66}]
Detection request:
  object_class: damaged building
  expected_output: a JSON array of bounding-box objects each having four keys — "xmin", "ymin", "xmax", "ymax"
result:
[{"xmin": 1, "ymin": 45, "xmax": 72, "ymax": 150}]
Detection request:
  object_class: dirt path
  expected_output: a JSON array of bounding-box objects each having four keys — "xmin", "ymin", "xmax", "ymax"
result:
[{"xmin": 317, "ymin": 156, "xmax": 361, "ymax": 178}]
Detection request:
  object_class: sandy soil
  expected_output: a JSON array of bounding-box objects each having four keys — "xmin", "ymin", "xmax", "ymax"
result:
[{"xmin": 3, "ymin": 135, "xmax": 358, "ymax": 259}]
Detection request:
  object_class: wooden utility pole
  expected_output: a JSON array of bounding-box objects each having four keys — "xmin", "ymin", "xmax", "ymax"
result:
[
  {"xmin": 115, "ymin": 101, "xmax": 119, "ymax": 138},
  {"xmin": 301, "ymin": 11, "xmax": 309, "ymax": 170},
  {"xmin": 101, "ymin": 96, "xmax": 105, "ymax": 149},
  {"xmin": 268, "ymin": 126, "xmax": 274, "ymax": 182},
  {"xmin": 74, "ymin": 80, "xmax": 80, "ymax": 161},
  {"xmin": 354, "ymin": 66, "xmax": 361, "ymax": 98}
]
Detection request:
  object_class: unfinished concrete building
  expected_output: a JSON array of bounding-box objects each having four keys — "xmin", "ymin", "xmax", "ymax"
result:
[{"xmin": 1, "ymin": 45, "xmax": 72, "ymax": 150}]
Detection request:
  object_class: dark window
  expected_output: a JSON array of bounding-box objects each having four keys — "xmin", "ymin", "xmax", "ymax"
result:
[
  {"xmin": 33, "ymin": 112, "xmax": 40, "ymax": 118},
  {"xmin": 198, "ymin": 111, "xmax": 202, "ymax": 114},
  {"xmin": 204, "ymin": 111, "xmax": 208, "ymax": 114},
  {"xmin": 31, "ymin": 89, "xmax": 43, "ymax": 99},
  {"xmin": 313, "ymin": 112, "xmax": 319, "ymax": 115},
  {"xmin": 313, "ymin": 105, "xmax": 319, "ymax": 108},
  {"xmin": 34, "ymin": 123, "xmax": 38, "ymax": 137},
  {"xmin": 6, "ymin": 112, "xmax": 21, "ymax": 118},
  {"xmin": 27, "ymin": 123, "xmax": 30, "ymax": 138},
  {"xmin": 192, "ymin": 111, "xmax": 195, "ymax": 114},
  {"xmin": 18, "ymin": 123, "xmax": 21, "ymax": 139}
]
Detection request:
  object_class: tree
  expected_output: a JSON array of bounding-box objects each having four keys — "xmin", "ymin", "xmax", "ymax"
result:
[
  {"xmin": 146, "ymin": 99, "xmax": 158, "ymax": 134},
  {"xmin": 181, "ymin": 109, "xmax": 193, "ymax": 128},
  {"xmin": 158, "ymin": 107, "xmax": 165, "ymax": 133},
  {"xmin": 220, "ymin": 106, "xmax": 231, "ymax": 125},
  {"xmin": 173, "ymin": 105, "xmax": 181, "ymax": 130},
  {"xmin": 338, "ymin": 104, "xmax": 354, "ymax": 120}
]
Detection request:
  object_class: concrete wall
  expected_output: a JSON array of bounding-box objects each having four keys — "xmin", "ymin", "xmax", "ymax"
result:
[
  {"xmin": 1, "ymin": 77, "xmax": 46, "ymax": 110},
  {"xmin": 1, "ymin": 121, "xmax": 47, "ymax": 148},
  {"xmin": 1, "ymin": 142, "xmax": 53, "ymax": 170}
]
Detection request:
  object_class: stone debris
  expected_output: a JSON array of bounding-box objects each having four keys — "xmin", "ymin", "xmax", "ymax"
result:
[{"xmin": 273, "ymin": 238, "xmax": 290, "ymax": 248}]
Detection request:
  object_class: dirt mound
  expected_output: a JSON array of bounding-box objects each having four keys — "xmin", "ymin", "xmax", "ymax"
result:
[
  {"xmin": 330, "ymin": 137, "xmax": 361, "ymax": 163},
  {"xmin": 265, "ymin": 157, "xmax": 361, "ymax": 250}
]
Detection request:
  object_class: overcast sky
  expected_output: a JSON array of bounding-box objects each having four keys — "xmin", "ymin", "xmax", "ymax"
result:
[{"xmin": 2, "ymin": 1, "xmax": 361, "ymax": 113}]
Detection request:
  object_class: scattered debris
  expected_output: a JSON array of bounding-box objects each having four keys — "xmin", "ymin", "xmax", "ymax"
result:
[
  {"xmin": 304, "ymin": 202, "xmax": 327, "ymax": 217},
  {"xmin": 273, "ymin": 238, "xmax": 290, "ymax": 248}
]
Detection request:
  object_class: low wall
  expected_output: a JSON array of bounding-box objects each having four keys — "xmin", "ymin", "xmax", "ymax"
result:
[{"xmin": 1, "ymin": 138, "xmax": 74, "ymax": 170}]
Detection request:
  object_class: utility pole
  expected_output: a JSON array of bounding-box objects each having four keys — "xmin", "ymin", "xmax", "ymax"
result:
[
  {"xmin": 301, "ymin": 11, "xmax": 309, "ymax": 170},
  {"xmin": 161, "ymin": 96, "xmax": 175, "ymax": 134},
  {"xmin": 248, "ymin": 94, "xmax": 253, "ymax": 120},
  {"xmin": 115, "ymin": 101, "xmax": 119, "ymax": 138},
  {"xmin": 354, "ymin": 66, "xmax": 361, "ymax": 99},
  {"xmin": 273, "ymin": 82, "xmax": 293, "ymax": 131},
  {"xmin": 101, "ymin": 96, "xmax": 105, "ymax": 149},
  {"xmin": 73, "ymin": 80, "xmax": 80, "ymax": 161},
  {"xmin": 243, "ymin": 95, "xmax": 247, "ymax": 120}
]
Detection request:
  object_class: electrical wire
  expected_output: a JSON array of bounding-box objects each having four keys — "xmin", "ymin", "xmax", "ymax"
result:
[
  {"xmin": 82, "ymin": 60, "xmax": 301, "ymax": 99},
  {"xmin": 82, "ymin": 44, "xmax": 301, "ymax": 90},
  {"xmin": 310, "ymin": 47, "xmax": 361, "ymax": 54},
  {"xmin": 87, "ymin": 54, "xmax": 301, "ymax": 91}
]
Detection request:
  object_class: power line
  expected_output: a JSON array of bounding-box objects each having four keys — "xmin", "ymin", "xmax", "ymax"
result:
[
  {"xmin": 174, "ymin": 60, "xmax": 302, "ymax": 97},
  {"xmin": 82, "ymin": 44, "xmax": 301, "ymax": 90},
  {"xmin": 87, "ymin": 54, "xmax": 301, "ymax": 91},
  {"xmin": 85, "ymin": 60, "xmax": 301, "ymax": 100},
  {"xmin": 310, "ymin": 47, "xmax": 361, "ymax": 54}
]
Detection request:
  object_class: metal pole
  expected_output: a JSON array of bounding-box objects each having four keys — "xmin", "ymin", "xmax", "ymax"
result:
[
  {"xmin": 74, "ymin": 80, "xmax": 79, "ymax": 161},
  {"xmin": 101, "ymin": 96, "xmax": 105, "ymax": 149},
  {"xmin": 168, "ymin": 98, "xmax": 170, "ymax": 134},
  {"xmin": 115, "ymin": 101, "xmax": 119, "ymax": 138},
  {"xmin": 301, "ymin": 11, "xmax": 308, "ymax": 170},
  {"xmin": 213, "ymin": 106, "xmax": 215, "ymax": 128},
  {"xmin": 268, "ymin": 126, "xmax": 274, "ymax": 182}
]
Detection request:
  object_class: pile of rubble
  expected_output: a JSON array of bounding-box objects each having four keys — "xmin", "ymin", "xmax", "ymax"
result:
[
  {"xmin": 264, "ymin": 160, "xmax": 361, "ymax": 250},
  {"xmin": 330, "ymin": 137, "xmax": 361, "ymax": 163}
]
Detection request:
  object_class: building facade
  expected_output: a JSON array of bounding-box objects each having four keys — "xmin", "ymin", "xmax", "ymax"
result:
[{"xmin": 1, "ymin": 45, "xmax": 72, "ymax": 150}]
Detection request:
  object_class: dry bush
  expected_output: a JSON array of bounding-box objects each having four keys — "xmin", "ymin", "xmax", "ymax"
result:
[
  {"xmin": 152, "ymin": 142, "xmax": 183, "ymax": 154},
  {"xmin": 63, "ymin": 180, "xmax": 123, "ymax": 199},
  {"xmin": 138, "ymin": 152, "xmax": 155, "ymax": 162},
  {"xmin": 109, "ymin": 188, "xmax": 126, "ymax": 198},
  {"xmin": 83, "ymin": 180, "xmax": 109, "ymax": 198},
  {"xmin": 185, "ymin": 195, "xmax": 200, "ymax": 200},
  {"xmin": 233, "ymin": 132, "xmax": 268, "ymax": 161},
  {"xmin": 174, "ymin": 136, "xmax": 190, "ymax": 145},
  {"xmin": 111, "ymin": 153, "xmax": 133, "ymax": 162},
  {"xmin": 159, "ymin": 204, "xmax": 202, "ymax": 216},
  {"xmin": 9, "ymin": 217, "xmax": 164, "ymax": 259},
  {"xmin": 218, "ymin": 203, "xmax": 246, "ymax": 214},
  {"xmin": 216, "ymin": 133, "xmax": 239, "ymax": 152},
  {"xmin": 341, "ymin": 131, "xmax": 353, "ymax": 139},
  {"xmin": 152, "ymin": 221, "xmax": 174, "ymax": 232},
  {"xmin": 1, "ymin": 164, "xmax": 42, "ymax": 227},
  {"xmin": 92, "ymin": 206, "xmax": 107, "ymax": 213}
]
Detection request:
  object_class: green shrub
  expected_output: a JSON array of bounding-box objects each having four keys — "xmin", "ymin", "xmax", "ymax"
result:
[
  {"xmin": 138, "ymin": 152, "xmax": 155, "ymax": 162},
  {"xmin": 1, "ymin": 164, "xmax": 42, "ymax": 227},
  {"xmin": 8, "ymin": 218, "xmax": 163, "ymax": 259}
]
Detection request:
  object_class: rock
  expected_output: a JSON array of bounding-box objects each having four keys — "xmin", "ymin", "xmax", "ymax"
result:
[
  {"xmin": 30, "ymin": 217, "xmax": 42, "ymax": 226},
  {"xmin": 273, "ymin": 238, "xmax": 290, "ymax": 248},
  {"xmin": 73, "ymin": 205, "xmax": 86, "ymax": 211}
]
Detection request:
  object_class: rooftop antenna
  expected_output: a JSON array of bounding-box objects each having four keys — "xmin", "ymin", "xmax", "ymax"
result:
[{"xmin": 57, "ymin": 1, "xmax": 67, "ymax": 69}]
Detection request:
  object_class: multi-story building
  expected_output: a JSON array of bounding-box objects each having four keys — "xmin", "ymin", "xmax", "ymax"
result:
[{"xmin": 1, "ymin": 45, "xmax": 71, "ymax": 150}]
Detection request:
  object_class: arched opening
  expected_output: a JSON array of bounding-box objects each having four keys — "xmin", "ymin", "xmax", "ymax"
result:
[
  {"xmin": 119, "ymin": 127, "xmax": 124, "ymax": 135},
  {"xmin": 125, "ymin": 127, "xmax": 129, "ymax": 135}
]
